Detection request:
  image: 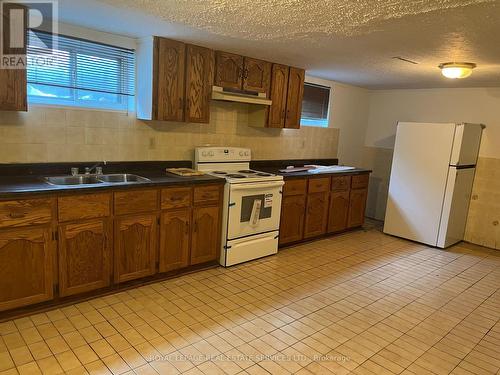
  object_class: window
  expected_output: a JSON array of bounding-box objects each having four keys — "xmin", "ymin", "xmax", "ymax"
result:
[
  {"xmin": 300, "ymin": 82, "xmax": 331, "ymax": 127},
  {"xmin": 27, "ymin": 31, "xmax": 135, "ymax": 111}
]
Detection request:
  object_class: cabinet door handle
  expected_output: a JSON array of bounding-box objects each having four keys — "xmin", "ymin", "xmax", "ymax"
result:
[
  {"xmin": 8, "ymin": 212, "xmax": 26, "ymax": 219},
  {"xmin": 193, "ymin": 221, "xmax": 198, "ymax": 233},
  {"xmin": 179, "ymin": 98, "xmax": 183, "ymax": 109},
  {"xmin": 185, "ymin": 221, "xmax": 189, "ymax": 235}
]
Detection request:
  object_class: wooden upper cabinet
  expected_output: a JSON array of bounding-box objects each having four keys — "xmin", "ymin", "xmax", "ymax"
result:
[
  {"xmin": 0, "ymin": 3, "xmax": 27, "ymax": 111},
  {"xmin": 267, "ymin": 64, "xmax": 289, "ymax": 128},
  {"xmin": 185, "ymin": 44, "xmax": 214, "ymax": 123},
  {"xmin": 214, "ymin": 51, "xmax": 243, "ymax": 90},
  {"xmin": 285, "ymin": 67, "xmax": 305, "ymax": 129},
  {"xmin": 0, "ymin": 227, "xmax": 53, "ymax": 312},
  {"xmin": 58, "ymin": 219, "xmax": 111, "ymax": 297},
  {"xmin": 114, "ymin": 214, "xmax": 157, "ymax": 283},
  {"xmin": 153, "ymin": 38, "xmax": 185, "ymax": 121},
  {"xmin": 243, "ymin": 57, "xmax": 271, "ymax": 94}
]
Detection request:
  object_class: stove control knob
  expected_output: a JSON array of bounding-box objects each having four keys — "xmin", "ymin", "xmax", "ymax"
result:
[
  {"xmin": 244, "ymin": 151, "xmax": 250, "ymax": 156},
  {"xmin": 202, "ymin": 151, "xmax": 207, "ymax": 157},
  {"xmin": 239, "ymin": 151, "xmax": 244, "ymax": 156},
  {"xmin": 209, "ymin": 151, "xmax": 214, "ymax": 156}
]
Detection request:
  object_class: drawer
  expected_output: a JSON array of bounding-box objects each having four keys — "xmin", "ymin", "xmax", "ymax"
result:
[
  {"xmin": 283, "ymin": 179, "xmax": 307, "ymax": 196},
  {"xmin": 351, "ymin": 174, "xmax": 370, "ymax": 189},
  {"xmin": 308, "ymin": 177, "xmax": 330, "ymax": 193},
  {"xmin": 161, "ymin": 187, "xmax": 192, "ymax": 210},
  {"xmin": 58, "ymin": 193, "xmax": 111, "ymax": 222},
  {"xmin": 0, "ymin": 199, "xmax": 53, "ymax": 228},
  {"xmin": 331, "ymin": 176, "xmax": 352, "ymax": 191},
  {"xmin": 194, "ymin": 185, "xmax": 221, "ymax": 205},
  {"xmin": 114, "ymin": 189, "xmax": 158, "ymax": 215}
]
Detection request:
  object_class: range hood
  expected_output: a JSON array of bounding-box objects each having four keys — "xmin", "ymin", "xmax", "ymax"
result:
[{"xmin": 211, "ymin": 86, "xmax": 272, "ymax": 106}]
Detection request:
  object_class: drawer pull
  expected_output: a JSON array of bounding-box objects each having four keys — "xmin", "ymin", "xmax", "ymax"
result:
[{"xmin": 9, "ymin": 212, "xmax": 26, "ymax": 219}]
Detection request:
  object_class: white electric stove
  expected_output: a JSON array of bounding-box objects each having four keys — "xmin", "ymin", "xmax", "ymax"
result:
[{"xmin": 195, "ymin": 147, "xmax": 284, "ymax": 267}]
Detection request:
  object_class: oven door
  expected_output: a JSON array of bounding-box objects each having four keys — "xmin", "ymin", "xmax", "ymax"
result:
[{"xmin": 227, "ymin": 181, "xmax": 284, "ymax": 240}]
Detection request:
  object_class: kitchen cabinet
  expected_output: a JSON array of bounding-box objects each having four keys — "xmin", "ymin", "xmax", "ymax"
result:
[
  {"xmin": 0, "ymin": 227, "xmax": 53, "ymax": 312},
  {"xmin": 114, "ymin": 214, "xmax": 157, "ymax": 283},
  {"xmin": 191, "ymin": 205, "xmax": 220, "ymax": 265},
  {"xmin": 185, "ymin": 44, "xmax": 215, "ymax": 123},
  {"xmin": 268, "ymin": 64, "xmax": 290, "ymax": 128},
  {"xmin": 304, "ymin": 178, "xmax": 330, "ymax": 238},
  {"xmin": 243, "ymin": 57, "xmax": 271, "ymax": 93},
  {"xmin": 348, "ymin": 188, "xmax": 368, "ymax": 228},
  {"xmin": 328, "ymin": 176, "xmax": 352, "ymax": 233},
  {"xmin": 285, "ymin": 67, "xmax": 305, "ymax": 129},
  {"xmin": 279, "ymin": 179, "xmax": 307, "ymax": 245},
  {"xmin": 160, "ymin": 209, "xmax": 190, "ymax": 272},
  {"xmin": 153, "ymin": 38, "xmax": 185, "ymax": 121},
  {"xmin": 0, "ymin": 3, "xmax": 27, "ymax": 112},
  {"xmin": 58, "ymin": 219, "xmax": 111, "ymax": 297}
]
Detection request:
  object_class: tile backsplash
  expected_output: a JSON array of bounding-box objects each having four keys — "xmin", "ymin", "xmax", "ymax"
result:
[{"xmin": 0, "ymin": 102, "xmax": 339, "ymax": 163}]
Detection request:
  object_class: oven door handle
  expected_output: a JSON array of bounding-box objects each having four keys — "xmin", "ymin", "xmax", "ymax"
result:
[{"xmin": 230, "ymin": 181, "xmax": 284, "ymax": 190}]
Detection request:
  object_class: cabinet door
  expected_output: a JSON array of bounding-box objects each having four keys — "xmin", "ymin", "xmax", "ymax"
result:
[
  {"xmin": 284, "ymin": 67, "xmax": 305, "ymax": 129},
  {"xmin": 59, "ymin": 219, "xmax": 111, "ymax": 297},
  {"xmin": 279, "ymin": 195, "xmax": 305, "ymax": 245},
  {"xmin": 348, "ymin": 189, "xmax": 368, "ymax": 228},
  {"xmin": 185, "ymin": 44, "xmax": 214, "ymax": 123},
  {"xmin": 159, "ymin": 209, "xmax": 190, "ymax": 272},
  {"xmin": 243, "ymin": 57, "xmax": 271, "ymax": 94},
  {"xmin": 267, "ymin": 64, "xmax": 289, "ymax": 128},
  {"xmin": 304, "ymin": 192, "xmax": 329, "ymax": 238},
  {"xmin": 154, "ymin": 38, "xmax": 185, "ymax": 121},
  {"xmin": 191, "ymin": 206, "xmax": 220, "ymax": 265},
  {"xmin": 328, "ymin": 191, "xmax": 350, "ymax": 233},
  {"xmin": 0, "ymin": 3, "xmax": 27, "ymax": 111},
  {"xmin": 0, "ymin": 227, "xmax": 52, "ymax": 311},
  {"xmin": 214, "ymin": 51, "xmax": 243, "ymax": 90},
  {"xmin": 114, "ymin": 214, "xmax": 157, "ymax": 283}
]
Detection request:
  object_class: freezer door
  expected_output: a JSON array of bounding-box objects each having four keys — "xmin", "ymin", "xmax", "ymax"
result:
[
  {"xmin": 437, "ymin": 167, "xmax": 475, "ymax": 248},
  {"xmin": 384, "ymin": 122, "xmax": 456, "ymax": 246},
  {"xmin": 450, "ymin": 123, "xmax": 483, "ymax": 166}
]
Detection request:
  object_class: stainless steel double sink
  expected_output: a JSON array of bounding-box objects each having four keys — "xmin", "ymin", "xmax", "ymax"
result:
[{"xmin": 44, "ymin": 174, "xmax": 151, "ymax": 186}]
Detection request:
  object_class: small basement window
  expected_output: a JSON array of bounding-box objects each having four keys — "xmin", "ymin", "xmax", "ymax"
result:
[
  {"xmin": 300, "ymin": 82, "xmax": 331, "ymax": 127},
  {"xmin": 27, "ymin": 31, "xmax": 135, "ymax": 111}
]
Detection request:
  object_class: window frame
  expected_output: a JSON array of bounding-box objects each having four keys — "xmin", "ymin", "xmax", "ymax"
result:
[{"xmin": 300, "ymin": 81, "xmax": 331, "ymax": 128}]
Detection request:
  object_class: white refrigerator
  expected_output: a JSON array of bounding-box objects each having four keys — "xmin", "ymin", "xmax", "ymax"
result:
[{"xmin": 384, "ymin": 122, "xmax": 484, "ymax": 248}]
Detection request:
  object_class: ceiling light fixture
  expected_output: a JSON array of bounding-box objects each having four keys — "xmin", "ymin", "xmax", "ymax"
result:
[{"xmin": 439, "ymin": 62, "xmax": 476, "ymax": 79}]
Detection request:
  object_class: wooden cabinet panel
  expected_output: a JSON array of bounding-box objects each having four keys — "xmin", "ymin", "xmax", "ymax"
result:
[
  {"xmin": 0, "ymin": 3, "xmax": 27, "ymax": 111},
  {"xmin": 159, "ymin": 209, "xmax": 190, "ymax": 272},
  {"xmin": 154, "ymin": 37, "xmax": 185, "ymax": 121},
  {"xmin": 328, "ymin": 191, "xmax": 350, "ymax": 233},
  {"xmin": 267, "ymin": 64, "xmax": 289, "ymax": 128},
  {"xmin": 308, "ymin": 177, "xmax": 330, "ymax": 193},
  {"xmin": 194, "ymin": 185, "xmax": 221, "ymax": 206},
  {"xmin": 243, "ymin": 57, "xmax": 271, "ymax": 94},
  {"xmin": 348, "ymin": 189, "xmax": 368, "ymax": 228},
  {"xmin": 0, "ymin": 227, "xmax": 52, "ymax": 311},
  {"xmin": 114, "ymin": 214, "xmax": 157, "ymax": 283},
  {"xmin": 285, "ymin": 67, "xmax": 305, "ymax": 129},
  {"xmin": 304, "ymin": 192, "xmax": 329, "ymax": 238},
  {"xmin": 58, "ymin": 193, "xmax": 111, "ymax": 222},
  {"xmin": 214, "ymin": 51, "xmax": 243, "ymax": 90},
  {"xmin": 185, "ymin": 45, "xmax": 214, "ymax": 123},
  {"xmin": 114, "ymin": 189, "xmax": 158, "ymax": 215},
  {"xmin": 279, "ymin": 195, "xmax": 306, "ymax": 245},
  {"xmin": 191, "ymin": 206, "xmax": 220, "ymax": 265},
  {"xmin": 351, "ymin": 174, "xmax": 370, "ymax": 189},
  {"xmin": 58, "ymin": 219, "xmax": 111, "ymax": 297},
  {"xmin": 161, "ymin": 187, "xmax": 192, "ymax": 210},
  {"xmin": 283, "ymin": 178, "xmax": 307, "ymax": 196},
  {"xmin": 331, "ymin": 176, "xmax": 352, "ymax": 192},
  {"xmin": 0, "ymin": 198, "xmax": 53, "ymax": 229}
]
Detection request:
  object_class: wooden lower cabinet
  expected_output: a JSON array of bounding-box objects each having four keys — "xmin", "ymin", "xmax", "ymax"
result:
[
  {"xmin": 279, "ymin": 195, "xmax": 306, "ymax": 245},
  {"xmin": 304, "ymin": 192, "xmax": 329, "ymax": 238},
  {"xmin": 58, "ymin": 219, "xmax": 111, "ymax": 297},
  {"xmin": 159, "ymin": 209, "xmax": 190, "ymax": 272},
  {"xmin": 114, "ymin": 214, "xmax": 157, "ymax": 283},
  {"xmin": 328, "ymin": 191, "xmax": 350, "ymax": 233},
  {"xmin": 0, "ymin": 227, "xmax": 53, "ymax": 311},
  {"xmin": 191, "ymin": 205, "xmax": 220, "ymax": 265},
  {"xmin": 348, "ymin": 189, "xmax": 368, "ymax": 228}
]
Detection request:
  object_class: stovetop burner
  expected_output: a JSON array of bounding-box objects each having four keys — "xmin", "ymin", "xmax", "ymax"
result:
[
  {"xmin": 238, "ymin": 170, "xmax": 256, "ymax": 174},
  {"xmin": 227, "ymin": 174, "xmax": 246, "ymax": 178},
  {"xmin": 256, "ymin": 173, "xmax": 271, "ymax": 176},
  {"xmin": 213, "ymin": 171, "xmax": 228, "ymax": 175}
]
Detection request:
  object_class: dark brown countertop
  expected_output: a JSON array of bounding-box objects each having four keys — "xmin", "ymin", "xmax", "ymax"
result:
[{"xmin": 0, "ymin": 161, "xmax": 224, "ymax": 199}]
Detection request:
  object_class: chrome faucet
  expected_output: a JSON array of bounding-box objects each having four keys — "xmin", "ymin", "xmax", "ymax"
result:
[{"xmin": 85, "ymin": 161, "xmax": 107, "ymax": 175}]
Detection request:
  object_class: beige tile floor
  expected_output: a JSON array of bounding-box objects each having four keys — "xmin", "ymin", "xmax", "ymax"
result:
[{"xmin": 1, "ymin": 225, "xmax": 499, "ymax": 375}]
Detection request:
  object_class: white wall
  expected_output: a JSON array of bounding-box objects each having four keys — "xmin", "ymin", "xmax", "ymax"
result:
[{"xmin": 306, "ymin": 75, "xmax": 369, "ymax": 165}]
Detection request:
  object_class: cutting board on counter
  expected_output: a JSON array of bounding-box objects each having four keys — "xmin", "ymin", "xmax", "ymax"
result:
[{"xmin": 166, "ymin": 168, "xmax": 205, "ymax": 176}]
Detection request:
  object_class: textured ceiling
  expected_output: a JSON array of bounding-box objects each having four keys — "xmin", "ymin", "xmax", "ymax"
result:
[{"xmin": 58, "ymin": 0, "xmax": 500, "ymax": 88}]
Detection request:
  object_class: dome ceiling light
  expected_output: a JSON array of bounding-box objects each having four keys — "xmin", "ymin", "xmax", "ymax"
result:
[{"xmin": 439, "ymin": 62, "xmax": 477, "ymax": 79}]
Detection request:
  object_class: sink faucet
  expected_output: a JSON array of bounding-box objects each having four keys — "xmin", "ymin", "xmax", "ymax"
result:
[{"xmin": 85, "ymin": 161, "xmax": 107, "ymax": 175}]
